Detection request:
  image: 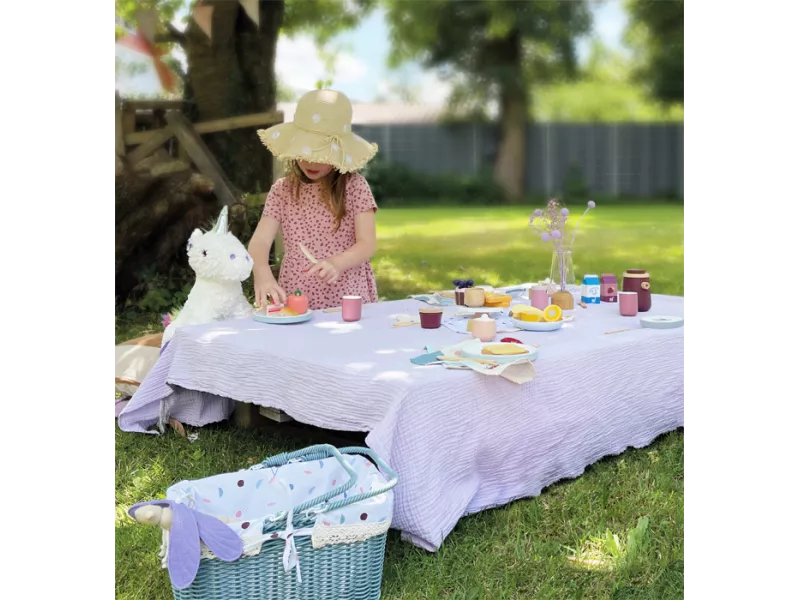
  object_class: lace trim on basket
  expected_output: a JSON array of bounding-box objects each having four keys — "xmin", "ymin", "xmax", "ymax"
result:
[
  {"xmin": 311, "ymin": 519, "xmax": 391, "ymax": 549},
  {"xmin": 159, "ymin": 517, "xmax": 392, "ymax": 565}
]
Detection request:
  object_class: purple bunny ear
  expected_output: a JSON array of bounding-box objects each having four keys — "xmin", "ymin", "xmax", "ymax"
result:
[
  {"xmin": 193, "ymin": 511, "xmax": 243, "ymax": 562},
  {"xmin": 127, "ymin": 500, "xmax": 171, "ymax": 520},
  {"xmin": 168, "ymin": 503, "xmax": 201, "ymax": 590}
]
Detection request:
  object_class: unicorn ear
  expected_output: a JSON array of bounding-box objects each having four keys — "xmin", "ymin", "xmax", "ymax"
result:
[{"xmin": 189, "ymin": 228, "xmax": 203, "ymax": 241}]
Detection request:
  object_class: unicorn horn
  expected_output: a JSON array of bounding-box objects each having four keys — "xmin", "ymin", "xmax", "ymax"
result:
[{"xmin": 214, "ymin": 205, "xmax": 229, "ymax": 233}]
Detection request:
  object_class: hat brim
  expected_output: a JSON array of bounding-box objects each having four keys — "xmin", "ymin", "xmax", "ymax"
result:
[{"xmin": 257, "ymin": 123, "xmax": 378, "ymax": 173}]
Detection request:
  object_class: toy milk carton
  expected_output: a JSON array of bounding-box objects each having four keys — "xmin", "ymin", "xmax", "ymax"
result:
[
  {"xmin": 580, "ymin": 274, "xmax": 601, "ymax": 304},
  {"xmin": 600, "ymin": 273, "xmax": 618, "ymax": 303}
]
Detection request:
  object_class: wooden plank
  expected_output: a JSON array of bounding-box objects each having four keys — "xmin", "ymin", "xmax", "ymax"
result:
[
  {"xmin": 115, "ymin": 92, "xmax": 125, "ymax": 156},
  {"xmin": 124, "ymin": 111, "xmax": 283, "ymax": 146},
  {"xmin": 258, "ymin": 406, "xmax": 294, "ymax": 423},
  {"xmin": 126, "ymin": 124, "xmax": 176, "ymax": 166},
  {"xmin": 234, "ymin": 402, "xmax": 255, "ymax": 428},
  {"xmin": 122, "ymin": 105, "xmax": 137, "ymax": 136},
  {"xmin": 193, "ymin": 111, "xmax": 284, "ymax": 134},
  {"xmin": 121, "ymin": 99, "xmax": 184, "ymax": 111},
  {"xmin": 165, "ymin": 111, "xmax": 237, "ymax": 207}
]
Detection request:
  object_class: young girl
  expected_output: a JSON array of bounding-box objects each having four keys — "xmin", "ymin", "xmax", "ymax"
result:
[{"xmin": 249, "ymin": 89, "xmax": 380, "ymax": 311}]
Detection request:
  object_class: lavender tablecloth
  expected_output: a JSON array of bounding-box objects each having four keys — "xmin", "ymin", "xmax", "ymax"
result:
[{"xmin": 119, "ymin": 295, "xmax": 684, "ymax": 551}]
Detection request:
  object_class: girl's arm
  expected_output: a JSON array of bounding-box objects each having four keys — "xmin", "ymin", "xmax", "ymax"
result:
[
  {"xmin": 331, "ymin": 210, "xmax": 377, "ymax": 270},
  {"xmin": 248, "ymin": 214, "xmax": 279, "ymax": 272}
]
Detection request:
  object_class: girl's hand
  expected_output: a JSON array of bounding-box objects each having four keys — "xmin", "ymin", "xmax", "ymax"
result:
[
  {"xmin": 254, "ymin": 267, "xmax": 287, "ymax": 306},
  {"xmin": 305, "ymin": 259, "xmax": 341, "ymax": 285}
]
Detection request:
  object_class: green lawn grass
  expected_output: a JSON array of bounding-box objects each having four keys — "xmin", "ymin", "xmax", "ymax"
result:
[{"xmin": 116, "ymin": 203, "xmax": 684, "ymax": 599}]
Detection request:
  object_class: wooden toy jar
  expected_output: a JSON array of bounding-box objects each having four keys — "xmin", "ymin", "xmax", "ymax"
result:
[{"xmin": 622, "ymin": 269, "xmax": 651, "ymax": 312}]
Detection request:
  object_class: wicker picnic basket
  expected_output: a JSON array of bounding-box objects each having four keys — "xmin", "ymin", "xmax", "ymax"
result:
[{"xmin": 128, "ymin": 444, "xmax": 398, "ymax": 600}]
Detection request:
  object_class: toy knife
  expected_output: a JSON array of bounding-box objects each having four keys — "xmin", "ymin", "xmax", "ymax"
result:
[{"xmin": 298, "ymin": 242, "xmax": 318, "ymax": 264}]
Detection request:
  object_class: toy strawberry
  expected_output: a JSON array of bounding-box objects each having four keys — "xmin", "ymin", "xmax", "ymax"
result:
[{"xmin": 286, "ymin": 289, "xmax": 309, "ymax": 315}]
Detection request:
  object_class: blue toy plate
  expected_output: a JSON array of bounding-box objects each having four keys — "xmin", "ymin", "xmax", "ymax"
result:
[
  {"xmin": 511, "ymin": 317, "xmax": 565, "ymax": 332},
  {"xmin": 252, "ymin": 309, "xmax": 313, "ymax": 325},
  {"xmin": 639, "ymin": 315, "xmax": 683, "ymax": 329}
]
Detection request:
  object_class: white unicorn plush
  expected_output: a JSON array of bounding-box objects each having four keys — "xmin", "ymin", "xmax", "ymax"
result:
[{"xmin": 161, "ymin": 206, "xmax": 254, "ymax": 348}]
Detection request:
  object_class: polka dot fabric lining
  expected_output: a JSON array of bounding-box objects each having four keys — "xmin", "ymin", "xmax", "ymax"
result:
[{"xmin": 165, "ymin": 453, "xmax": 394, "ymax": 545}]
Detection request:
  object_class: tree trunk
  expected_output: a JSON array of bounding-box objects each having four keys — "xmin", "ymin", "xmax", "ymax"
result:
[
  {"xmin": 115, "ymin": 161, "xmax": 220, "ymax": 306},
  {"xmin": 183, "ymin": 0, "xmax": 283, "ymax": 194},
  {"xmin": 492, "ymin": 32, "xmax": 528, "ymax": 201},
  {"xmin": 494, "ymin": 85, "xmax": 527, "ymax": 200}
]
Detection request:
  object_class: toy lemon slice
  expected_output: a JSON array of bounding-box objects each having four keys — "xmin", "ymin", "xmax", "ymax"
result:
[
  {"xmin": 511, "ymin": 305, "xmax": 544, "ymax": 322},
  {"xmin": 543, "ymin": 305, "xmax": 562, "ymax": 322}
]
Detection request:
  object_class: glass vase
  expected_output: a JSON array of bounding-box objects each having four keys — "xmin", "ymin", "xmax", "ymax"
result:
[{"xmin": 549, "ymin": 249, "xmax": 576, "ymax": 292}]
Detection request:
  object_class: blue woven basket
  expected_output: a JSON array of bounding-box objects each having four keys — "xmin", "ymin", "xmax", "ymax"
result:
[{"xmin": 162, "ymin": 444, "xmax": 398, "ymax": 600}]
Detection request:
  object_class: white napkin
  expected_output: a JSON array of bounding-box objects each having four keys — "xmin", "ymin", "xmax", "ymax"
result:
[
  {"xmin": 408, "ymin": 293, "xmax": 454, "ymax": 306},
  {"xmin": 431, "ymin": 340, "xmax": 536, "ymax": 384}
]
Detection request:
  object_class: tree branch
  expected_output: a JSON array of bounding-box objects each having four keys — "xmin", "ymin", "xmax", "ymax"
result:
[{"xmin": 154, "ymin": 22, "xmax": 187, "ymax": 46}]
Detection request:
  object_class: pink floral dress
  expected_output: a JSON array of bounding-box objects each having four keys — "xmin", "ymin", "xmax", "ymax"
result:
[{"xmin": 262, "ymin": 173, "xmax": 379, "ymax": 310}]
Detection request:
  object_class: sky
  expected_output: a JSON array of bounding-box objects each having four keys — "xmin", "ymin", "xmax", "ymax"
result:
[{"xmin": 116, "ymin": 0, "xmax": 629, "ymax": 104}]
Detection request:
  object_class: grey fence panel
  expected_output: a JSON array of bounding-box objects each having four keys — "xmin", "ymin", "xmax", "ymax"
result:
[{"xmin": 353, "ymin": 122, "xmax": 683, "ymax": 198}]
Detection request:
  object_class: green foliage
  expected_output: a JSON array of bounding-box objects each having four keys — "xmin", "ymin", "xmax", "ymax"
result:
[
  {"xmin": 383, "ymin": 0, "xmax": 592, "ymax": 115},
  {"xmin": 624, "ymin": 0, "xmax": 684, "ymax": 104},
  {"xmin": 282, "ymin": 0, "xmax": 377, "ymax": 45},
  {"xmin": 125, "ymin": 264, "xmax": 194, "ymax": 314},
  {"xmin": 532, "ymin": 40, "xmax": 684, "ymax": 122},
  {"xmin": 115, "ymin": 1, "xmax": 374, "ymax": 103},
  {"xmin": 362, "ymin": 157, "xmax": 507, "ymax": 206},
  {"xmin": 116, "ymin": 0, "xmax": 377, "ymax": 43},
  {"xmin": 115, "ymin": 0, "xmax": 185, "ymax": 37}
]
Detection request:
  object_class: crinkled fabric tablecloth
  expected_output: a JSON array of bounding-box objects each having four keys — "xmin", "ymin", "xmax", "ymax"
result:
[{"xmin": 119, "ymin": 295, "xmax": 684, "ymax": 551}]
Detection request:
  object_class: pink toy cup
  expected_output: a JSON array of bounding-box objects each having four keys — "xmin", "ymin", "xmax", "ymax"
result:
[
  {"xmin": 529, "ymin": 286, "xmax": 549, "ymax": 310},
  {"xmin": 619, "ymin": 291, "xmax": 638, "ymax": 317},
  {"xmin": 342, "ymin": 295, "xmax": 363, "ymax": 322}
]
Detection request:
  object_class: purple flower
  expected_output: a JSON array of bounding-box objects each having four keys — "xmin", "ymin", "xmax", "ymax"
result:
[
  {"xmin": 560, "ymin": 208, "xmax": 569, "ymax": 216},
  {"xmin": 588, "ymin": 200, "xmax": 596, "ymax": 208},
  {"xmin": 541, "ymin": 232, "xmax": 551, "ymax": 242},
  {"xmin": 533, "ymin": 209, "xmax": 543, "ymax": 217},
  {"xmin": 551, "ymin": 229, "xmax": 562, "ymax": 240}
]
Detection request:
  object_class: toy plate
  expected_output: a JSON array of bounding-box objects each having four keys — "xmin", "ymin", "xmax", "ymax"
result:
[
  {"xmin": 511, "ymin": 317, "xmax": 565, "ymax": 332},
  {"xmin": 454, "ymin": 306, "xmax": 505, "ymax": 315},
  {"xmin": 639, "ymin": 315, "xmax": 684, "ymax": 329},
  {"xmin": 253, "ymin": 309, "xmax": 313, "ymax": 325},
  {"xmin": 461, "ymin": 341, "xmax": 538, "ymax": 363}
]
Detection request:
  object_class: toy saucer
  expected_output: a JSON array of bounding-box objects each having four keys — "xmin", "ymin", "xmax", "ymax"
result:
[
  {"xmin": 253, "ymin": 308, "xmax": 313, "ymax": 325},
  {"xmin": 453, "ymin": 306, "xmax": 505, "ymax": 315},
  {"xmin": 461, "ymin": 341, "xmax": 538, "ymax": 364},
  {"xmin": 511, "ymin": 317, "xmax": 565, "ymax": 332},
  {"xmin": 640, "ymin": 315, "xmax": 684, "ymax": 329}
]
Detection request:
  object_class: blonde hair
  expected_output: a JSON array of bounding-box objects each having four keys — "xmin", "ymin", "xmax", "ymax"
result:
[{"xmin": 286, "ymin": 160, "xmax": 350, "ymax": 232}]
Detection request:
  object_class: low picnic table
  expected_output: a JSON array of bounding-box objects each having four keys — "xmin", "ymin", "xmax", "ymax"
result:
[{"xmin": 119, "ymin": 293, "xmax": 684, "ymax": 551}]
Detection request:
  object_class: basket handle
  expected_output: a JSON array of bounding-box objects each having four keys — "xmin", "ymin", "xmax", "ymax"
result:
[
  {"xmin": 249, "ymin": 444, "xmax": 360, "ymax": 515},
  {"xmin": 319, "ymin": 446, "xmax": 399, "ymax": 513}
]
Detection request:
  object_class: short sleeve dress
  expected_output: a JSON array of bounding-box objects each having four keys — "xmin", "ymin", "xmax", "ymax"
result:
[{"xmin": 262, "ymin": 173, "xmax": 379, "ymax": 310}]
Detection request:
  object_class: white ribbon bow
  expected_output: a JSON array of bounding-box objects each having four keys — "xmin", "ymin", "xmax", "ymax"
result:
[{"xmin": 278, "ymin": 507, "xmax": 315, "ymax": 584}]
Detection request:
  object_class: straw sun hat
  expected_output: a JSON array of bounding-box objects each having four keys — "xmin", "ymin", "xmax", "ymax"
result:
[{"xmin": 257, "ymin": 89, "xmax": 378, "ymax": 173}]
